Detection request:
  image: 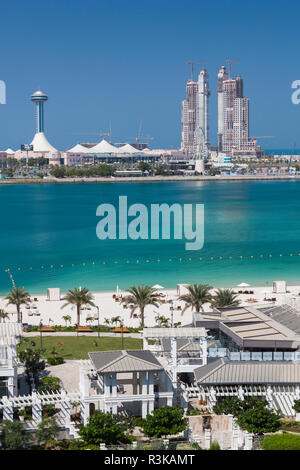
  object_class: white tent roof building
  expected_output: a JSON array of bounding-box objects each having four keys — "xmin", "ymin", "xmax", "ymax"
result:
[
  {"xmin": 30, "ymin": 132, "xmax": 58, "ymax": 153},
  {"xmin": 88, "ymin": 139, "xmax": 118, "ymax": 154},
  {"xmin": 66, "ymin": 143, "xmax": 90, "ymax": 154},
  {"xmin": 116, "ymin": 143, "xmax": 141, "ymax": 154}
]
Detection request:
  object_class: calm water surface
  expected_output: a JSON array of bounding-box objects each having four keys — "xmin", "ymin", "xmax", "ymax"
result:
[{"xmin": 0, "ymin": 180, "xmax": 300, "ymax": 294}]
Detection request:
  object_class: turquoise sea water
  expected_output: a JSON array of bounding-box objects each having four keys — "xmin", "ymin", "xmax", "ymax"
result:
[{"xmin": 1, "ymin": 180, "xmax": 300, "ymax": 294}]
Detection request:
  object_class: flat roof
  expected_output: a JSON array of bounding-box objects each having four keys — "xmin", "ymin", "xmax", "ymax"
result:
[
  {"xmin": 143, "ymin": 327, "xmax": 206, "ymax": 339},
  {"xmin": 195, "ymin": 306, "xmax": 300, "ymax": 349}
]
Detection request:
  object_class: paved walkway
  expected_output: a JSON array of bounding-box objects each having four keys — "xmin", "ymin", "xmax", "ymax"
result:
[{"xmin": 24, "ymin": 331, "xmax": 142, "ymax": 339}]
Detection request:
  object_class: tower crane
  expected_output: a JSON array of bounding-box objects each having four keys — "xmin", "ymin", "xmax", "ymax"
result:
[
  {"xmin": 226, "ymin": 59, "xmax": 239, "ymax": 78},
  {"xmin": 187, "ymin": 61, "xmax": 200, "ymax": 81},
  {"xmin": 71, "ymin": 129, "xmax": 112, "ymax": 143}
]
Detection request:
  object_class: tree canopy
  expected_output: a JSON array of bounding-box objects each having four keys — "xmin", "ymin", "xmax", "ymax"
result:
[
  {"xmin": 236, "ymin": 407, "xmax": 281, "ymax": 435},
  {"xmin": 78, "ymin": 411, "xmax": 131, "ymax": 445},
  {"xmin": 0, "ymin": 421, "xmax": 29, "ymax": 450},
  {"xmin": 141, "ymin": 406, "xmax": 187, "ymax": 438},
  {"xmin": 35, "ymin": 416, "xmax": 60, "ymax": 448},
  {"xmin": 5, "ymin": 286, "xmax": 30, "ymax": 323},
  {"xmin": 213, "ymin": 396, "xmax": 268, "ymax": 418},
  {"xmin": 18, "ymin": 339, "xmax": 46, "ymax": 390},
  {"xmin": 179, "ymin": 284, "xmax": 213, "ymax": 314},
  {"xmin": 123, "ymin": 285, "xmax": 161, "ymax": 328},
  {"xmin": 61, "ymin": 287, "xmax": 95, "ymax": 326},
  {"xmin": 211, "ymin": 288, "xmax": 240, "ymax": 308}
]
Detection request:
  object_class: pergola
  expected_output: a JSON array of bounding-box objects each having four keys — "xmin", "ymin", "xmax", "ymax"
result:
[{"xmin": 143, "ymin": 327, "xmax": 208, "ymax": 385}]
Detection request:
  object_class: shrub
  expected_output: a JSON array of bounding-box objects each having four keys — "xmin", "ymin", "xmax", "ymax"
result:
[
  {"xmin": 262, "ymin": 433, "xmax": 300, "ymax": 450},
  {"xmin": 293, "ymin": 399, "xmax": 300, "ymax": 413},
  {"xmin": 47, "ymin": 357, "xmax": 64, "ymax": 365},
  {"xmin": 209, "ymin": 440, "xmax": 220, "ymax": 450},
  {"xmin": 187, "ymin": 408, "xmax": 202, "ymax": 415},
  {"xmin": 191, "ymin": 442, "xmax": 202, "ymax": 450},
  {"xmin": 38, "ymin": 376, "xmax": 61, "ymax": 393}
]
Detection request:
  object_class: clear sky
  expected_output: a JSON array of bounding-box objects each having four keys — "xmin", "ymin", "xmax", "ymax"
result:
[{"xmin": 0, "ymin": 0, "xmax": 299, "ymax": 151}]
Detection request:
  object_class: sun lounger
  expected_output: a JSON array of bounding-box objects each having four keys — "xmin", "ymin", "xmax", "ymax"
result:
[{"xmin": 77, "ymin": 326, "xmax": 92, "ymax": 332}]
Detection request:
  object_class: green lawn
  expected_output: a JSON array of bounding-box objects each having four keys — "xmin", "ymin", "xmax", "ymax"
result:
[{"xmin": 19, "ymin": 336, "xmax": 142, "ymax": 360}]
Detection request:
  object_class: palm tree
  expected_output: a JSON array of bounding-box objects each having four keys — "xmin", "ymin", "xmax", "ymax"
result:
[
  {"xmin": 61, "ymin": 287, "xmax": 95, "ymax": 326},
  {"xmin": 111, "ymin": 315, "xmax": 121, "ymax": 326},
  {"xmin": 211, "ymin": 289, "xmax": 240, "ymax": 308},
  {"xmin": 0, "ymin": 310, "xmax": 10, "ymax": 323},
  {"xmin": 62, "ymin": 315, "xmax": 72, "ymax": 327},
  {"xmin": 5, "ymin": 287, "xmax": 30, "ymax": 323},
  {"xmin": 179, "ymin": 284, "xmax": 213, "ymax": 317},
  {"xmin": 155, "ymin": 314, "xmax": 170, "ymax": 327},
  {"xmin": 123, "ymin": 285, "xmax": 161, "ymax": 328}
]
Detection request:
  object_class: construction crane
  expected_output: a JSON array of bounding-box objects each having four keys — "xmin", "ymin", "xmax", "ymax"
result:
[
  {"xmin": 253, "ymin": 136, "xmax": 275, "ymax": 139},
  {"xmin": 187, "ymin": 61, "xmax": 200, "ymax": 81},
  {"xmin": 288, "ymin": 142, "xmax": 297, "ymax": 171},
  {"xmin": 226, "ymin": 59, "xmax": 239, "ymax": 78},
  {"xmin": 72, "ymin": 129, "xmax": 112, "ymax": 143},
  {"xmin": 136, "ymin": 120, "xmax": 143, "ymax": 145}
]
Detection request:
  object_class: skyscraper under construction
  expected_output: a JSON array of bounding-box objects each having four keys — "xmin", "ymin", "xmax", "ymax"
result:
[
  {"xmin": 181, "ymin": 74, "xmax": 198, "ymax": 155},
  {"xmin": 193, "ymin": 68, "xmax": 210, "ymax": 159},
  {"xmin": 217, "ymin": 66, "xmax": 260, "ymax": 156},
  {"xmin": 181, "ymin": 64, "xmax": 210, "ymax": 158}
]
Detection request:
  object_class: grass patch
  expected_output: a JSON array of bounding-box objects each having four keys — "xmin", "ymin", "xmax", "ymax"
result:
[
  {"xmin": 19, "ymin": 336, "xmax": 142, "ymax": 360},
  {"xmin": 262, "ymin": 432, "xmax": 300, "ymax": 450}
]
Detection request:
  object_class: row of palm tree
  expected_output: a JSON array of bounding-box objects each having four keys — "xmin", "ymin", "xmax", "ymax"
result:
[{"xmin": 2, "ymin": 283, "xmax": 239, "ymax": 328}]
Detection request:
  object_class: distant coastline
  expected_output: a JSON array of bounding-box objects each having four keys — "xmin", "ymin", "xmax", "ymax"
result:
[{"xmin": 1, "ymin": 174, "xmax": 300, "ymax": 185}]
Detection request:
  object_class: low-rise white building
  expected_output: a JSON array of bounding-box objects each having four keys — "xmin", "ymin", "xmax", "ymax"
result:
[{"xmin": 0, "ymin": 323, "xmax": 22, "ymax": 398}]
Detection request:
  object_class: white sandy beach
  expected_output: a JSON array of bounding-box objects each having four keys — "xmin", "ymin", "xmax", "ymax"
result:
[{"xmin": 1, "ymin": 282, "xmax": 300, "ymax": 328}]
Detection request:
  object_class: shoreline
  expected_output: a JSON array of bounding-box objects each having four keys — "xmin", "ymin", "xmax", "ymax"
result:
[
  {"xmin": 1, "ymin": 283, "xmax": 299, "ymax": 328},
  {"xmin": 0, "ymin": 174, "xmax": 300, "ymax": 185}
]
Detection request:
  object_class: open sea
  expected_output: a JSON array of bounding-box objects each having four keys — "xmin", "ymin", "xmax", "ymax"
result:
[{"xmin": 1, "ymin": 180, "xmax": 300, "ymax": 294}]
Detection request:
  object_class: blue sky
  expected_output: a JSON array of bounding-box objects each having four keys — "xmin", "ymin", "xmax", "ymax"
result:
[{"xmin": 0, "ymin": 0, "xmax": 299, "ymax": 150}]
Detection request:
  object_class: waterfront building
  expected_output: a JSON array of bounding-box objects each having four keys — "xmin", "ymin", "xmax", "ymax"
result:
[
  {"xmin": 181, "ymin": 78, "xmax": 198, "ymax": 155},
  {"xmin": 218, "ymin": 69, "xmax": 262, "ymax": 157},
  {"xmin": 217, "ymin": 66, "xmax": 228, "ymax": 152},
  {"xmin": 193, "ymin": 69, "xmax": 210, "ymax": 160}
]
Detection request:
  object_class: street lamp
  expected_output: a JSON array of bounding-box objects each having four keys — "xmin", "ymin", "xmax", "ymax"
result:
[
  {"xmin": 39, "ymin": 321, "xmax": 43, "ymax": 349},
  {"xmin": 95, "ymin": 306, "xmax": 100, "ymax": 338},
  {"xmin": 170, "ymin": 301, "xmax": 174, "ymax": 328}
]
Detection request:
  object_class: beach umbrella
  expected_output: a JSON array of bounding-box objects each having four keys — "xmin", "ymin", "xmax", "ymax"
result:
[
  {"xmin": 237, "ymin": 282, "xmax": 250, "ymax": 287},
  {"xmin": 152, "ymin": 284, "xmax": 164, "ymax": 289}
]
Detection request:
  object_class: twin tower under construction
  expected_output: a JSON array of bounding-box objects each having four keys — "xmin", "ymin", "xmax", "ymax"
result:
[{"xmin": 181, "ymin": 64, "xmax": 262, "ymax": 159}]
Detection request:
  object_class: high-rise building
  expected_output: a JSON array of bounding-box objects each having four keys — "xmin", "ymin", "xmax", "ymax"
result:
[
  {"xmin": 218, "ymin": 69, "xmax": 260, "ymax": 156},
  {"xmin": 194, "ymin": 69, "xmax": 210, "ymax": 159},
  {"xmin": 181, "ymin": 79, "xmax": 198, "ymax": 154},
  {"xmin": 222, "ymin": 75, "xmax": 244, "ymax": 153},
  {"xmin": 217, "ymin": 66, "xmax": 228, "ymax": 152}
]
